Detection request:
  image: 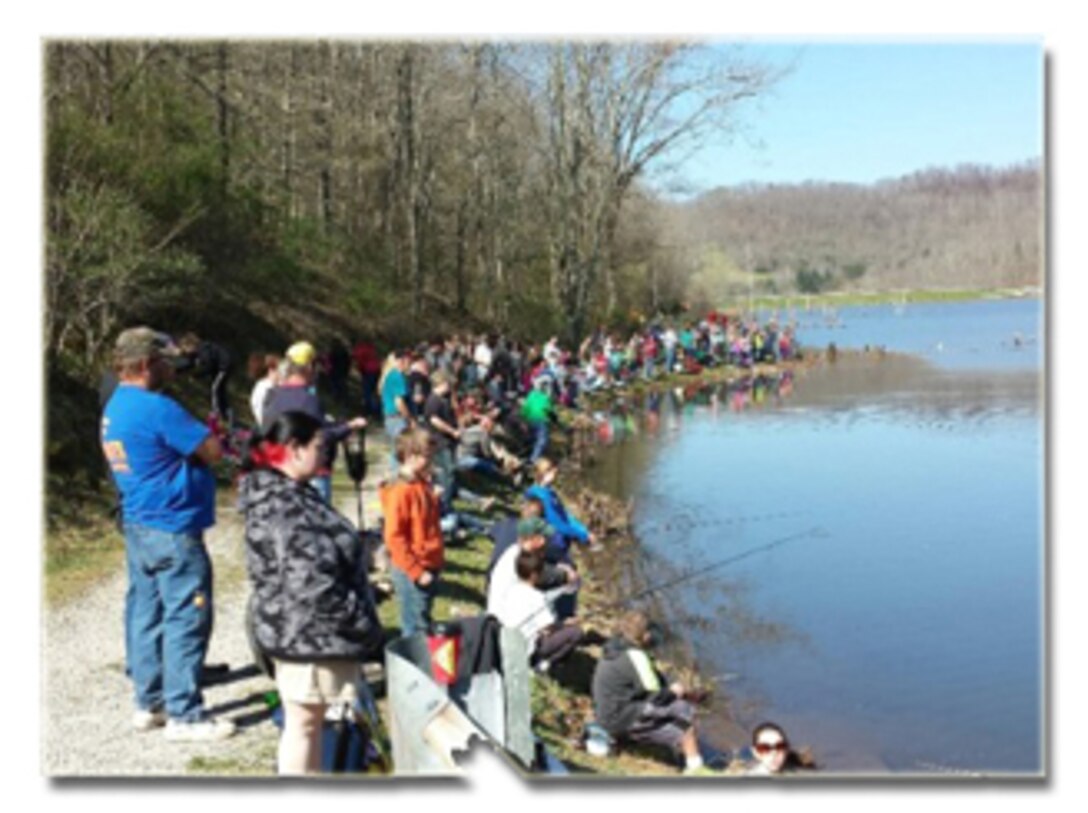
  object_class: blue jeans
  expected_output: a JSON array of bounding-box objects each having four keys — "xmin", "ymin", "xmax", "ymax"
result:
[
  {"xmin": 390, "ymin": 565, "xmax": 437, "ymax": 638},
  {"xmin": 455, "ymin": 456, "xmax": 508, "ymax": 492},
  {"xmin": 432, "ymin": 447, "xmax": 456, "ymax": 515},
  {"xmin": 384, "ymin": 416, "xmax": 407, "ymax": 470},
  {"xmin": 123, "ymin": 524, "xmax": 213, "ymax": 721},
  {"xmin": 529, "ymin": 421, "xmax": 549, "ymax": 462}
]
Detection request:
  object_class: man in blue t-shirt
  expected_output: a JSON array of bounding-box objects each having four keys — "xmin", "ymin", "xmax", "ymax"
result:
[
  {"xmin": 381, "ymin": 349, "xmax": 413, "ymax": 467},
  {"xmin": 101, "ymin": 327, "xmax": 236, "ymax": 742}
]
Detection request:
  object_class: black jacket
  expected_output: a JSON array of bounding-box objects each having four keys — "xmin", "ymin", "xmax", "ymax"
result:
[{"xmin": 239, "ymin": 468, "xmax": 383, "ymax": 661}]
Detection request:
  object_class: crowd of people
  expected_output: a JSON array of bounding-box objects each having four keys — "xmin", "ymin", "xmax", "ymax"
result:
[{"xmin": 98, "ymin": 312, "xmax": 809, "ymax": 776}]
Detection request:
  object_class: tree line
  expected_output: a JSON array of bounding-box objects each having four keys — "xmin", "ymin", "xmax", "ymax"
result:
[
  {"xmin": 45, "ymin": 40, "xmax": 780, "ymax": 378},
  {"xmin": 675, "ymin": 162, "xmax": 1041, "ymax": 302}
]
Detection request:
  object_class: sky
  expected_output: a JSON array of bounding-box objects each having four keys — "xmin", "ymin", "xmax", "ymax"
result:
[{"xmin": 669, "ymin": 40, "xmax": 1043, "ymax": 192}]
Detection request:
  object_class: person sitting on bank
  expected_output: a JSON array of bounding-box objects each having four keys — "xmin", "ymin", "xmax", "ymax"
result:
[
  {"xmin": 487, "ymin": 526, "xmax": 582, "ymax": 673},
  {"xmin": 239, "ymin": 404, "xmax": 384, "ymax": 775},
  {"xmin": 524, "ymin": 456, "xmax": 596, "ymax": 619},
  {"xmin": 487, "ymin": 512, "xmax": 580, "ymax": 596},
  {"xmin": 525, "ymin": 457, "xmax": 597, "ymax": 558},
  {"xmin": 457, "ymin": 413, "xmax": 524, "ymax": 485},
  {"xmin": 591, "ymin": 610, "xmax": 714, "ymax": 775}
]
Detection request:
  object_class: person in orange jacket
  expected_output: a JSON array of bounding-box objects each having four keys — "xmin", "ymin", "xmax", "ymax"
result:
[{"xmin": 379, "ymin": 427, "xmax": 445, "ymax": 637}]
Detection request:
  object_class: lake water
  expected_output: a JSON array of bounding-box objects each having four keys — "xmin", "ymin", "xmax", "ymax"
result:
[
  {"xmin": 762, "ymin": 297, "xmax": 1043, "ymax": 372},
  {"xmin": 587, "ymin": 298, "xmax": 1043, "ymax": 775}
]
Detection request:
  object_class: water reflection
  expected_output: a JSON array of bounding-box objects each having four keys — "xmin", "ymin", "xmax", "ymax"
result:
[{"xmin": 583, "ymin": 353, "xmax": 1042, "ymax": 775}]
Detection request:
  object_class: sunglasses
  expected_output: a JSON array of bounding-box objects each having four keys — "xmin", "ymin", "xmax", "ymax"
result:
[{"xmin": 754, "ymin": 741, "xmax": 788, "ymax": 754}]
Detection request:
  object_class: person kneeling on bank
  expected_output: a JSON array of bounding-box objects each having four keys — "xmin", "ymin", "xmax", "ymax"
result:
[{"xmin": 591, "ymin": 610, "xmax": 713, "ymax": 775}]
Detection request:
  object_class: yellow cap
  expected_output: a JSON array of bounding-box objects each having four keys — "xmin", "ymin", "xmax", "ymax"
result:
[{"xmin": 285, "ymin": 341, "xmax": 316, "ymax": 367}]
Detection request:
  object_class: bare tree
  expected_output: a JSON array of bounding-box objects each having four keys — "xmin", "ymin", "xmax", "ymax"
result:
[{"xmin": 525, "ymin": 42, "xmax": 779, "ymax": 341}]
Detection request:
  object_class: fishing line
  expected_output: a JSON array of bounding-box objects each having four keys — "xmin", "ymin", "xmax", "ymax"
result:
[
  {"xmin": 506, "ymin": 525, "xmax": 828, "ymax": 633},
  {"xmin": 605, "ymin": 525, "xmax": 828, "ymax": 610},
  {"xmin": 633, "ymin": 508, "xmax": 809, "ymax": 536}
]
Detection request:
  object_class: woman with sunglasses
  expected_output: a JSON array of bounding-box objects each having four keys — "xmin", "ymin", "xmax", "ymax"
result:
[{"xmin": 746, "ymin": 721, "xmax": 811, "ymax": 775}]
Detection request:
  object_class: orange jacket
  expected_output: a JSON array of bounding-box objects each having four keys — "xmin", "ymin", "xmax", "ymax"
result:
[{"xmin": 379, "ymin": 476, "xmax": 444, "ymax": 582}]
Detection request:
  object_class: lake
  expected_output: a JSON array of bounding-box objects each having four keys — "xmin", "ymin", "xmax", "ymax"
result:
[{"xmin": 586, "ymin": 297, "xmax": 1043, "ymax": 775}]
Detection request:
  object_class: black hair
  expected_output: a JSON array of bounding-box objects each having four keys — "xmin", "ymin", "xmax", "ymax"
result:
[
  {"xmin": 751, "ymin": 721, "xmax": 788, "ymax": 748},
  {"xmin": 241, "ymin": 410, "xmax": 324, "ymax": 472},
  {"xmin": 751, "ymin": 721, "xmax": 813, "ymax": 771}
]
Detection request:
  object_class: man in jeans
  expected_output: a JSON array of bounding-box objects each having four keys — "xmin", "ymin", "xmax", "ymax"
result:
[{"xmin": 101, "ymin": 327, "xmax": 236, "ymax": 741}]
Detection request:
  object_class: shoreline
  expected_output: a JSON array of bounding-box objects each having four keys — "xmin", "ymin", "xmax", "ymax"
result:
[
  {"xmin": 525, "ymin": 355, "xmax": 828, "ymax": 773},
  {"xmin": 743, "ymin": 285, "xmax": 1041, "ymax": 310}
]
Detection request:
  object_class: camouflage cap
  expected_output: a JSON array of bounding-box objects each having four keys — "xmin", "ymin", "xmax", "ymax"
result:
[{"xmin": 114, "ymin": 327, "xmax": 179, "ymax": 362}]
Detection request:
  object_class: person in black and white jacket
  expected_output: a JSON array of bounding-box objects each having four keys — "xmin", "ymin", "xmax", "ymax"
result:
[{"xmin": 239, "ymin": 402, "xmax": 383, "ymax": 775}]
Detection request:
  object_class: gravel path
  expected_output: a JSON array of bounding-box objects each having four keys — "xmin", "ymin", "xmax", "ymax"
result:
[{"xmin": 43, "ymin": 439, "xmax": 391, "ymax": 777}]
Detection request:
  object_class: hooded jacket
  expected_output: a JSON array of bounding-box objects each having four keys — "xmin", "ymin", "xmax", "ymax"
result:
[
  {"xmin": 379, "ymin": 472, "xmax": 444, "ymax": 582},
  {"xmin": 239, "ymin": 468, "xmax": 382, "ymax": 661},
  {"xmin": 591, "ymin": 635, "xmax": 674, "ymax": 736}
]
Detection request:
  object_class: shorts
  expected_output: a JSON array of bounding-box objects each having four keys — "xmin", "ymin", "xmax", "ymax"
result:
[
  {"xmin": 273, "ymin": 659, "xmax": 362, "ymax": 705},
  {"xmin": 624, "ymin": 698, "xmax": 695, "ymax": 754}
]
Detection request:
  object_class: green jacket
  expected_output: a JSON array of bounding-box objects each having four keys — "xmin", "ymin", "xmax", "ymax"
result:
[{"xmin": 521, "ymin": 389, "xmax": 553, "ymax": 425}]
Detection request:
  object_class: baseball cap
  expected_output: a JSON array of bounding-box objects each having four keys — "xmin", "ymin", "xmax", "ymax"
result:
[
  {"xmin": 114, "ymin": 327, "xmax": 180, "ymax": 362},
  {"xmin": 285, "ymin": 341, "xmax": 316, "ymax": 367}
]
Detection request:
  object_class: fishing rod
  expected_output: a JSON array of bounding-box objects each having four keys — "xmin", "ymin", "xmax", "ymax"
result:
[
  {"xmin": 605, "ymin": 525, "xmax": 828, "ymax": 611},
  {"xmin": 505, "ymin": 525, "xmax": 828, "ymax": 635}
]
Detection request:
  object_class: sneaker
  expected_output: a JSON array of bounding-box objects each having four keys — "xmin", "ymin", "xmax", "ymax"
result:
[
  {"xmin": 132, "ymin": 708, "xmax": 167, "ymax": 732},
  {"xmin": 164, "ymin": 717, "xmax": 237, "ymax": 742}
]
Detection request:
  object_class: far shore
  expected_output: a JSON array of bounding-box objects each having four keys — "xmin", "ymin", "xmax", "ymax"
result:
[{"xmin": 738, "ymin": 285, "xmax": 1041, "ymax": 311}]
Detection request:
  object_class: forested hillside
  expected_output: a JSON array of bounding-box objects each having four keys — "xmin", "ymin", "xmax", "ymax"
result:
[
  {"xmin": 675, "ymin": 163, "xmax": 1042, "ymax": 302},
  {"xmin": 45, "ymin": 40, "xmax": 778, "ymax": 375}
]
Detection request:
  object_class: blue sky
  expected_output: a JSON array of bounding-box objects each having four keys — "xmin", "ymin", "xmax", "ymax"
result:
[{"xmin": 668, "ymin": 41, "xmax": 1043, "ymax": 192}]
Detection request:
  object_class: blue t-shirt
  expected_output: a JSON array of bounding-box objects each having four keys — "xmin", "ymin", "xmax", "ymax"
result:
[
  {"xmin": 382, "ymin": 369, "xmax": 408, "ymax": 417},
  {"xmin": 101, "ymin": 385, "xmax": 216, "ymax": 534}
]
